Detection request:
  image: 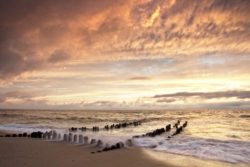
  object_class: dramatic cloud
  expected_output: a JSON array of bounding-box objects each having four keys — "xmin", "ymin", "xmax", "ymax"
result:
[
  {"xmin": 0, "ymin": 0, "xmax": 249, "ymax": 79},
  {"xmin": 0, "ymin": 0, "xmax": 249, "ymax": 109}
]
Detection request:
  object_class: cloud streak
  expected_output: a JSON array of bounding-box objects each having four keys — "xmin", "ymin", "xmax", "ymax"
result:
[
  {"xmin": 129, "ymin": 77, "xmax": 151, "ymax": 80},
  {"xmin": 0, "ymin": 91, "xmax": 35, "ymax": 104},
  {"xmin": 153, "ymin": 90, "xmax": 250, "ymax": 99}
]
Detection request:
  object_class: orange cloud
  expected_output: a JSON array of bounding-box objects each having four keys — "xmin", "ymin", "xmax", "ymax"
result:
[
  {"xmin": 0, "ymin": 0, "xmax": 250, "ymax": 109},
  {"xmin": 142, "ymin": 6, "xmax": 161, "ymax": 27}
]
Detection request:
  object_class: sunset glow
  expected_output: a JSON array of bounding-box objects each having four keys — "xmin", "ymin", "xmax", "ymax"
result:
[{"xmin": 0, "ymin": 0, "xmax": 250, "ymax": 109}]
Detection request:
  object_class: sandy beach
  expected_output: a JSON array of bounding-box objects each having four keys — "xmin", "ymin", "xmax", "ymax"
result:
[
  {"xmin": 0, "ymin": 130, "xmax": 249, "ymax": 167},
  {"xmin": 0, "ymin": 131, "xmax": 175, "ymax": 167}
]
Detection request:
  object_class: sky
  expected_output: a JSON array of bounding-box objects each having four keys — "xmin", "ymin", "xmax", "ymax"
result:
[{"xmin": 0, "ymin": 0, "xmax": 250, "ymax": 110}]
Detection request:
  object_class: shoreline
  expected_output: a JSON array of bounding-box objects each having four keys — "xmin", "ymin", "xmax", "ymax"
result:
[
  {"xmin": 0, "ymin": 129, "xmax": 176, "ymax": 167},
  {"xmin": 0, "ymin": 130, "xmax": 249, "ymax": 167}
]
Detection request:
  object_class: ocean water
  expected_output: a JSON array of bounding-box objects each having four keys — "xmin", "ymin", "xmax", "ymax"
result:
[{"xmin": 0, "ymin": 109, "xmax": 250, "ymax": 164}]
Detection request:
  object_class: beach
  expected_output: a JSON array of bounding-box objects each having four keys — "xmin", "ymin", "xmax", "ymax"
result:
[
  {"xmin": 0, "ymin": 130, "xmax": 175, "ymax": 167},
  {"xmin": 1, "ymin": 130, "xmax": 249, "ymax": 167},
  {"xmin": 0, "ymin": 110, "xmax": 250, "ymax": 167}
]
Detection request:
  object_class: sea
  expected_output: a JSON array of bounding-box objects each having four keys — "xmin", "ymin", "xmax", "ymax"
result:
[{"xmin": 0, "ymin": 109, "xmax": 250, "ymax": 164}]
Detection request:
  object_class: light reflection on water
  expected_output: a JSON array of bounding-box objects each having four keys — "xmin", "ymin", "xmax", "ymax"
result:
[{"xmin": 0, "ymin": 109, "xmax": 249, "ymax": 141}]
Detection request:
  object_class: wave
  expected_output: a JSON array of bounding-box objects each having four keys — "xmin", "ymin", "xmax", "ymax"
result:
[
  {"xmin": 1, "ymin": 110, "xmax": 250, "ymax": 164},
  {"xmin": 134, "ymin": 136, "xmax": 250, "ymax": 163},
  {"xmin": 0, "ymin": 124, "xmax": 59, "ymax": 133},
  {"xmin": 1, "ymin": 122, "xmax": 250, "ymax": 164}
]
